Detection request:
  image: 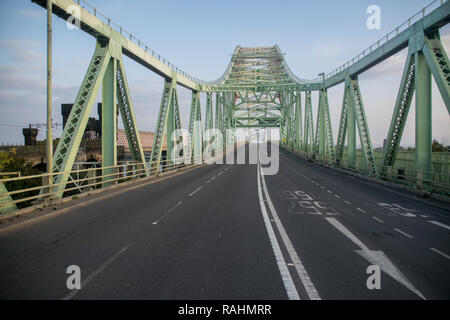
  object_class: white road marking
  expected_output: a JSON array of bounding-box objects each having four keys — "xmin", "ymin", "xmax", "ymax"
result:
[
  {"xmin": 206, "ymin": 176, "xmax": 216, "ymax": 184},
  {"xmin": 430, "ymin": 248, "xmax": 450, "ymax": 260},
  {"xmin": 325, "ymin": 218, "xmax": 370, "ymax": 251},
  {"xmin": 372, "ymin": 216, "xmax": 384, "ymax": 223},
  {"xmin": 189, "ymin": 186, "xmax": 203, "ymax": 197},
  {"xmin": 256, "ymin": 163, "xmax": 300, "ymax": 300},
  {"xmin": 394, "ymin": 228, "xmax": 414, "ymax": 239},
  {"xmin": 258, "ymin": 162, "xmax": 321, "ymax": 300},
  {"xmin": 344, "ymin": 201, "xmax": 352, "ymax": 205},
  {"xmin": 428, "ymin": 220, "xmax": 450, "ymax": 231},
  {"xmin": 62, "ymin": 244, "xmax": 131, "ymax": 300},
  {"xmin": 334, "ymin": 195, "xmax": 341, "ymax": 199},
  {"xmin": 325, "ymin": 217, "xmax": 425, "ymax": 300},
  {"xmin": 356, "ymin": 207, "xmax": 366, "ymax": 213},
  {"xmin": 217, "ymin": 171, "xmax": 223, "ymax": 176},
  {"xmin": 327, "ymin": 190, "xmax": 332, "ymax": 194},
  {"xmin": 152, "ymin": 201, "xmax": 183, "ymax": 225}
]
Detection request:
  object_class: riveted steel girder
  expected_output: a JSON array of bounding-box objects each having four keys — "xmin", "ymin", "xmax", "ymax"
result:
[
  {"xmin": 382, "ymin": 52, "xmax": 415, "ymax": 169},
  {"xmin": 188, "ymin": 91, "xmax": 203, "ymax": 163},
  {"xmin": 116, "ymin": 56, "xmax": 147, "ymax": 170},
  {"xmin": 347, "ymin": 77, "xmax": 377, "ymax": 176},
  {"xmin": 303, "ymin": 91, "xmax": 314, "ymax": 156},
  {"xmin": 149, "ymin": 79, "xmax": 175, "ymax": 172},
  {"xmin": 51, "ymin": 42, "xmax": 112, "ymax": 197}
]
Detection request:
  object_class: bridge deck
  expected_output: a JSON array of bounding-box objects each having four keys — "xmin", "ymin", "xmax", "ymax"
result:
[{"xmin": 0, "ymin": 145, "xmax": 449, "ymax": 299}]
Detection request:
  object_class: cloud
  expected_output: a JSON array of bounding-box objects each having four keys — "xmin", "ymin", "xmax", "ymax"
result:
[
  {"xmin": 0, "ymin": 39, "xmax": 42, "ymax": 64},
  {"xmin": 16, "ymin": 9, "xmax": 43, "ymax": 20}
]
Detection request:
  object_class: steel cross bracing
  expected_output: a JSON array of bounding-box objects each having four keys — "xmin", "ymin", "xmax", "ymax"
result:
[{"xmin": 26, "ymin": 0, "xmax": 450, "ymax": 199}]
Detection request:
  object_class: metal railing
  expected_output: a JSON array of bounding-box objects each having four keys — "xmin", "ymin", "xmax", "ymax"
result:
[
  {"xmin": 75, "ymin": 0, "xmax": 205, "ymax": 84},
  {"xmin": 72, "ymin": 0, "xmax": 447, "ymax": 87},
  {"xmin": 0, "ymin": 150, "xmax": 229, "ymax": 213},
  {"xmin": 323, "ymin": 0, "xmax": 448, "ymax": 81}
]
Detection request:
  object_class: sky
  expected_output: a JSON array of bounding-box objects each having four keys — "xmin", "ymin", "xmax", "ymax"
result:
[{"xmin": 0, "ymin": 0, "xmax": 449, "ymax": 148}]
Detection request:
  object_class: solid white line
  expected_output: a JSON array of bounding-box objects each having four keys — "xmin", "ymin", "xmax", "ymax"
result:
[
  {"xmin": 356, "ymin": 208, "xmax": 366, "ymax": 213},
  {"xmin": 428, "ymin": 220, "xmax": 450, "ymax": 231},
  {"xmin": 62, "ymin": 244, "xmax": 131, "ymax": 300},
  {"xmin": 259, "ymin": 162, "xmax": 321, "ymax": 300},
  {"xmin": 394, "ymin": 228, "xmax": 414, "ymax": 239},
  {"xmin": 430, "ymin": 248, "xmax": 450, "ymax": 260},
  {"xmin": 189, "ymin": 186, "xmax": 202, "ymax": 197},
  {"xmin": 325, "ymin": 218, "xmax": 370, "ymax": 251},
  {"xmin": 372, "ymin": 216, "xmax": 384, "ymax": 223},
  {"xmin": 152, "ymin": 201, "xmax": 183, "ymax": 225},
  {"xmin": 256, "ymin": 163, "xmax": 300, "ymax": 300}
]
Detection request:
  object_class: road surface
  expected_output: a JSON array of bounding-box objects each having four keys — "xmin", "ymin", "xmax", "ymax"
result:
[{"xmin": 0, "ymin": 145, "xmax": 449, "ymax": 299}]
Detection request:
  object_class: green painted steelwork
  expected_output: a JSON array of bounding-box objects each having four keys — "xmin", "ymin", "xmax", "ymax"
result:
[
  {"xmin": 415, "ymin": 51, "xmax": 433, "ymax": 174},
  {"xmin": 0, "ymin": 182, "xmax": 17, "ymax": 214},
  {"xmin": 52, "ymin": 42, "xmax": 112, "ymax": 197},
  {"xmin": 347, "ymin": 78, "xmax": 377, "ymax": 176},
  {"xmin": 102, "ymin": 58, "xmax": 117, "ymax": 186},
  {"xmin": 29, "ymin": 0, "xmax": 449, "ymax": 199},
  {"xmin": 303, "ymin": 92, "xmax": 314, "ymax": 157},
  {"xmin": 188, "ymin": 91, "xmax": 203, "ymax": 163}
]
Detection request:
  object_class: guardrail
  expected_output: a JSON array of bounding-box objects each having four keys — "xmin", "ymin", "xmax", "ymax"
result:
[{"xmin": 0, "ymin": 151, "xmax": 228, "ymax": 213}]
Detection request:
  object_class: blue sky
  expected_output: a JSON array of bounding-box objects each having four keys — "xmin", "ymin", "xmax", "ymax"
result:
[{"xmin": 0, "ymin": 0, "xmax": 449, "ymax": 147}]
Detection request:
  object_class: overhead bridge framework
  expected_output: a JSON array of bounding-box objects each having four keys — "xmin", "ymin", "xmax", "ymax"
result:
[{"xmin": 31, "ymin": 0, "xmax": 449, "ymax": 197}]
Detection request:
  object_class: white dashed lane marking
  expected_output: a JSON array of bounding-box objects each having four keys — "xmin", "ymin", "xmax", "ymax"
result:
[
  {"xmin": 372, "ymin": 216, "xmax": 384, "ymax": 223},
  {"xmin": 394, "ymin": 228, "xmax": 414, "ymax": 239},
  {"xmin": 430, "ymin": 248, "xmax": 450, "ymax": 260}
]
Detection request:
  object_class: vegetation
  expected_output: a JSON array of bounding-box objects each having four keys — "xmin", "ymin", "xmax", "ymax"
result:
[
  {"xmin": 432, "ymin": 139, "xmax": 447, "ymax": 152},
  {"xmin": 0, "ymin": 150, "xmax": 40, "ymax": 208}
]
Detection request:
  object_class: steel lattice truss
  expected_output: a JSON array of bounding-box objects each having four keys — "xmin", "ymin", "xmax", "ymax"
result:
[{"xmin": 26, "ymin": 0, "xmax": 450, "ymax": 199}]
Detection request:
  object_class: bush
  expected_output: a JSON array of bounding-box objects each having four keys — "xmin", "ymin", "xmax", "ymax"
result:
[{"xmin": 0, "ymin": 151, "xmax": 40, "ymax": 208}]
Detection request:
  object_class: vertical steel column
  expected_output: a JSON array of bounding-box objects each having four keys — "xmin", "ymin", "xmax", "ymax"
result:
[
  {"xmin": 188, "ymin": 91, "xmax": 202, "ymax": 163},
  {"xmin": 335, "ymin": 85, "xmax": 349, "ymax": 166},
  {"xmin": 149, "ymin": 79, "xmax": 174, "ymax": 173},
  {"xmin": 295, "ymin": 91, "xmax": 302, "ymax": 153},
  {"xmin": 346, "ymin": 79, "xmax": 356, "ymax": 169},
  {"xmin": 166, "ymin": 84, "xmax": 177, "ymax": 167},
  {"xmin": 304, "ymin": 91, "xmax": 314, "ymax": 157},
  {"xmin": 205, "ymin": 92, "xmax": 213, "ymax": 144},
  {"xmin": 414, "ymin": 51, "xmax": 432, "ymax": 174},
  {"xmin": 318, "ymin": 90, "xmax": 326, "ymax": 162},
  {"xmin": 102, "ymin": 58, "xmax": 117, "ymax": 186},
  {"xmin": 46, "ymin": 0, "xmax": 53, "ymax": 192}
]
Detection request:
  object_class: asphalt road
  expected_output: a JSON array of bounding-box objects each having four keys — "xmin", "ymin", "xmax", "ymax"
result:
[{"xmin": 0, "ymin": 145, "xmax": 449, "ymax": 300}]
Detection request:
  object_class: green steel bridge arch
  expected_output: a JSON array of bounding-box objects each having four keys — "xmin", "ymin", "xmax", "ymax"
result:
[{"xmin": 28, "ymin": 0, "xmax": 450, "ymax": 198}]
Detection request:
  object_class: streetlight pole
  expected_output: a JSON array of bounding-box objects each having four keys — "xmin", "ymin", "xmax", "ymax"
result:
[{"xmin": 46, "ymin": 0, "xmax": 53, "ymax": 192}]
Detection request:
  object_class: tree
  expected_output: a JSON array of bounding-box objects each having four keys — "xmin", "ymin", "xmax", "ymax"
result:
[
  {"xmin": 432, "ymin": 139, "xmax": 446, "ymax": 152},
  {"xmin": 0, "ymin": 151, "xmax": 40, "ymax": 208}
]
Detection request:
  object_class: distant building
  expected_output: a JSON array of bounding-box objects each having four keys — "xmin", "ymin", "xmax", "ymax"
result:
[{"xmin": 117, "ymin": 130, "xmax": 165, "ymax": 152}]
